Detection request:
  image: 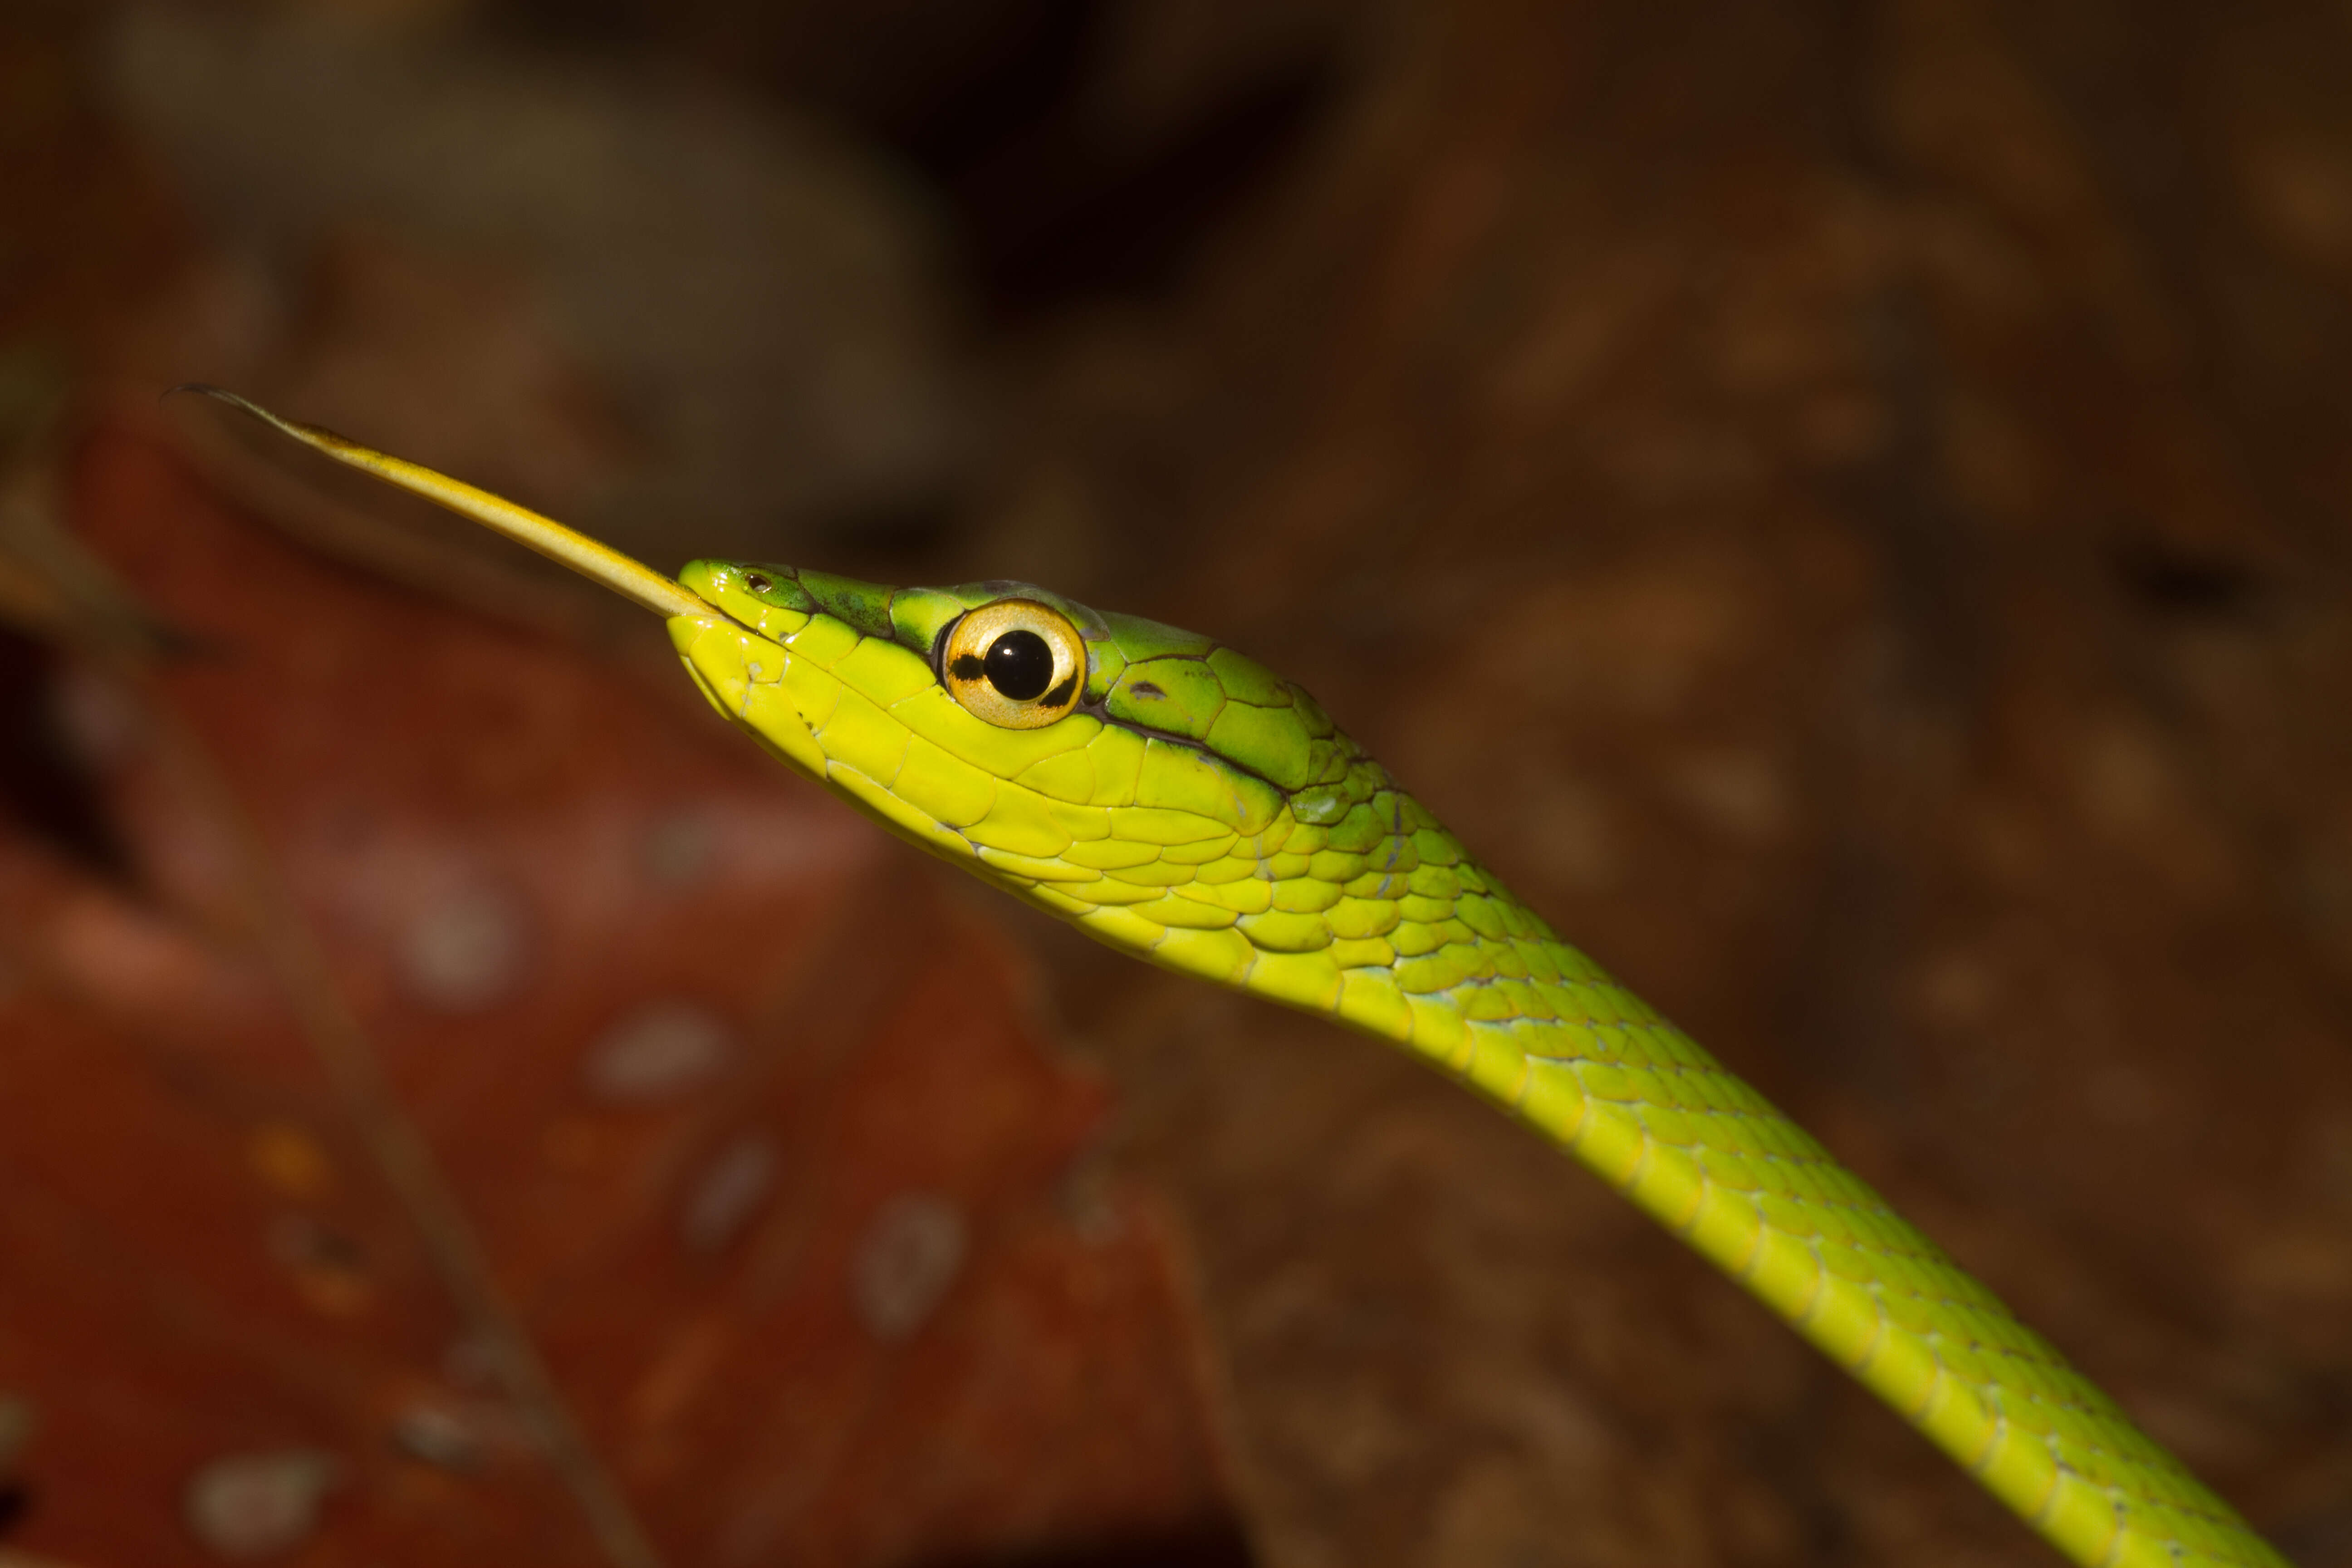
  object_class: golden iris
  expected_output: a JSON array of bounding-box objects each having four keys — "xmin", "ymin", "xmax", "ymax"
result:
[{"xmin": 941, "ymin": 600, "xmax": 1085, "ymax": 728}]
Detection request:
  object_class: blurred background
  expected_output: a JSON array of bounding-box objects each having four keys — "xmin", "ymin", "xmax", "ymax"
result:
[{"xmin": 5, "ymin": 0, "xmax": 2352, "ymax": 1563}]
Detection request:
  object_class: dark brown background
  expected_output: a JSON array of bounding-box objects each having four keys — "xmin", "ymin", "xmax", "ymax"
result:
[{"xmin": 3, "ymin": 0, "xmax": 2351, "ymax": 1564}]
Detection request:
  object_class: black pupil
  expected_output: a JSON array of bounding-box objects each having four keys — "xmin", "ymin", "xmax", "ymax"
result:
[{"xmin": 983, "ymin": 629, "xmax": 1055, "ymax": 701}]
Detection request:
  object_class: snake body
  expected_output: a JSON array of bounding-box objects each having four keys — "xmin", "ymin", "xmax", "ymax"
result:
[{"xmin": 195, "ymin": 388, "xmax": 2287, "ymax": 1568}]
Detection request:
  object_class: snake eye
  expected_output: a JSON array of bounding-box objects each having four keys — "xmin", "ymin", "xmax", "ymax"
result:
[{"xmin": 942, "ymin": 600, "xmax": 1085, "ymax": 729}]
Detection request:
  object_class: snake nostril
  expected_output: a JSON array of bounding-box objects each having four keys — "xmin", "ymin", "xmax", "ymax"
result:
[{"xmin": 743, "ymin": 572, "xmax": 773, "ymax": 594}]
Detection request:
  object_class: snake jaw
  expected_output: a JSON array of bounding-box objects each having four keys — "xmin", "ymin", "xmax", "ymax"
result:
[
  {"xmin": 667, "ymin": 611, "xmax": 830, "ymax": 780},
  {"xmin": 669, "ymin": 559, "xmax": 841, "ymax": 784},
  {"xmin": 667, "ymin": 564, "xmax": 1023, "ymax": 869}
]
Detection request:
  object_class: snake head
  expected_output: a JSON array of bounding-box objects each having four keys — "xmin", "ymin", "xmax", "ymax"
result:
[
  {"xmin": 668, "ymin": 557, "xmax": 1470, "ymax": 1013},
  {"xmin": 672, "ymin": 558, "xmax": 1371, "ymax": 861}
]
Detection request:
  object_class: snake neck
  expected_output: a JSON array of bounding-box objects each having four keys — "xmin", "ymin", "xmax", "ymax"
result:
[{"xmin": 1029, "ymin": 783, "xmax": 2279, "ymax": 1568}]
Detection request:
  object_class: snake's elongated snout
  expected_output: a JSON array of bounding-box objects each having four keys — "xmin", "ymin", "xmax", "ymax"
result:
[{"xmin": 171, "ymin": 385, "xmax": 713, "ymax": 622}]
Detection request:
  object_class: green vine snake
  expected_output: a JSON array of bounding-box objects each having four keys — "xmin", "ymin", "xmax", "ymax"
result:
[{"xmin": 184, "ymin": 387, "xmax": 2286, "ymax": 1568}]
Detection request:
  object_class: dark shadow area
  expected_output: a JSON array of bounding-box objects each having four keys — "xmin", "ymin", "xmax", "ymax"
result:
[
  {"xmin": 489, "ymin": 0, "xmax": 1341, "ymax": 318},
  {"xmin": 877, "ymin": 3, "xmax": 1336, "ymax": 314},
  {"xmin": 0, "ymin": 630, "xmax": 124, "ymax": 880},
  {"xmin": 913, "ymin": 1517, "xmax": 1256, "ymax": 1568},
  {"xmin": 2110, "ymin": 536, "xmax": 2266, "ymax": 620}
]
